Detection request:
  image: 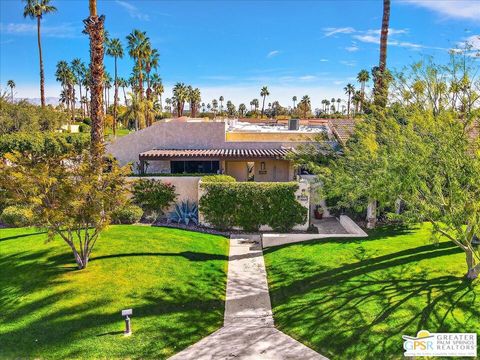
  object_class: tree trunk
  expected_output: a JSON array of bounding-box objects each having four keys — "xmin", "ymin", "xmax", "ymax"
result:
[
  {"xmin": 70, "ymin": 85, "xmax": 75, "ymax": 125},
  {"xmin": 347, "ymin": 95, "xmax": 351, "ymax": 116},
  {"xmin": 261, "ymin": 96, "xmax": 266, "ymax": 116},
  {"xmin": 366, "ymin": 199, "xmax": 377, "ymax": 229},
  {"xmin": 79, "ymin": 84, "xmax": 84, "ymax": 120},
  {"xmin": 122, "ymin": 86, "xmax": 127, "ymax": 106},
  {"xmin": 374, "ymin": 0, "xmax": 391, "ymax": 107},
  {"xmin": 465, "ymin": 248, "xmax": 478, "ymax": 280},
  {"xmin": 37, "ymin": 16, "xmax": 45, "ymax": 108},
  {"xmin": 113, "ymin": 57, "xmax": 118, "ymax": 137},
  {"xmin": 84, "ymin": 2, "xmax": 105, "ymax": 163}
]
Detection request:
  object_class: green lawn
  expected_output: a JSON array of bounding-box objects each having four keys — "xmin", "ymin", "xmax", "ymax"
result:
[
  {"xmin": 0, "ymin": 225, "xmax": 229, "ymax": 359},
  {"xmin": 264, "ymin": 224, "xmax": 479, "ymax": 360}
]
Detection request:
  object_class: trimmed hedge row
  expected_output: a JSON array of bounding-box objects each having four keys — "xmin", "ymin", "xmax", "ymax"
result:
[{"xmin": 199, "ymin": 182, "xmax": 307, "ymax": 232}]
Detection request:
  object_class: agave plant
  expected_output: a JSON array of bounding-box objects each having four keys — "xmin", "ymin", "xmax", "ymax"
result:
[{"xmin": 168, "ymin": 200, "xmax": 198, "ymax": 225}]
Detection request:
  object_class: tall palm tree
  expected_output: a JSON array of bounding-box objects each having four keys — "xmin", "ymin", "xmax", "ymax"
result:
[
  {"xmin": 252, "ymin": 98, "xmax": 259, "ymax": 114},
  {"xmin": 105, "ymin": 37, "xmax": 123, "ymax": 136},
  {"xmin": 117, "ymin": 77, "xmax": 128, "ymax": 106},
  {"xmin": 23, "ymin": 0, "xmax": 57, "ymax": 108},
  {"xmin": 299, "ymin": 95, "xmax": 311, "ymax": 118},
  {"xmin": 7, "ymin": 80, "xmax": 15, "ymax": 103},
  {"xmin": 260, "ymin": 86, "xmax": 269, "ymax": 116},
  {"xmin": 126, "ymin": 29, "xmax": 149, "ymax": 99},
  {"xmin": 55, "ymin": 60, "xmax": 75, "ymax": 124},
  {"xmin": 344, "ymin": 83, "xmax": 355, "ymax": 116},
  {"xmin": 103, "ymin": 70, "xmax": 112, "ymax": 115},
  {"xmin": 71, "ymin": 58, "xmax": 87, "ymax": 119},
  {"xmin": 84, "ymin": 0, "xmax": 105, "ymax": 160},
  {"xmin": 373, "ymin": 0, "xmax": 391, "ymax": 107},
  {"xmin": 292, "ymin": 95, "xmax": 297, "ymax": 109},
  {"xmin": 357, "ymin": 69, "xmax": 370, "ymax": 112},
  {"xmin": 212, "ymin": 99, "xmax": 218, "ymax": 118},
  {"xmin": 331, "ymin": 97, "xmax": 336, "ymax": 112},
  {"xmin": 336, "ymin": 98, "xmax": 341, "ymax": 114}
]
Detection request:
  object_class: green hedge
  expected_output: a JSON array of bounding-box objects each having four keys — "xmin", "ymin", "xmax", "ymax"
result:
[
  {"xmin": 201, "ymin": 175, "xmax": 236, "ymax": 183},
  {"xmin": 111, "ymin": 204, "xmax": 143, "ymax": 224},
  {"xmin": 200, "ymin": 182, "xmax": 307, "ymax": 232}
]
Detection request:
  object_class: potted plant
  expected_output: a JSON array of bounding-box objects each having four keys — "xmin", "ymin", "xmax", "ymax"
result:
[{"xmin": 314, "ymin": 205, "xmax": 324, "ymax": 219}]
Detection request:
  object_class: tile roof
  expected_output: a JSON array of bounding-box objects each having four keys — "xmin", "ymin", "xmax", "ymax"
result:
[
  {"xmin": 139, "ymin": 148, "xmax": 293, "ymax": 160},
  {"xmin": 328, "ymin": 118, "xmax": 358, "ymax": 144}
]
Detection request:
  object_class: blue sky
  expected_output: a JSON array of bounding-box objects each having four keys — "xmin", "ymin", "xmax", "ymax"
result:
[{"xmin": 0, "ymin": 0, "xmax": 479, "ymax": 106}]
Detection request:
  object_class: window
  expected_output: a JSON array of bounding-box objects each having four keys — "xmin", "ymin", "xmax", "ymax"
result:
[{"xmin": 171, "ymin": 160, "xmax": 220, "ymax": 174}]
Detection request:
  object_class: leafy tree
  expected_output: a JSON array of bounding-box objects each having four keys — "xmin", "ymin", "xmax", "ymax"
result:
[
  {"xmin": 23, "ymin": 0, "xmax": 57, "ymax": 108},
  {"xmin": 132, "ymin": 179, "xmax": 177, "ymax": 220},
  {"xmin": 0, "ymin": 150, "xmax": 129, "ymax": 269}
]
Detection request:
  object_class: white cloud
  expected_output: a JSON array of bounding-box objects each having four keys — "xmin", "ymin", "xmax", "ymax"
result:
[
  {"xmin": 116, "ymin": 0, "xmax": 150, "ymax": 21},
  {"xmin": 267, "ymin": 50, "xmax": 280, "ymax": 58},
  {"xmin": 345, "ymin": 45, "xmax": 359, "ymax": 52},
  {"xmin": 0, "ymin": 22, "xmax": 79, "ymax": 38},
  {"xmin": 340, "ymin": 60, "xmax": 357, "ymax": 67},
  {"xmin": 365, "ymin": 28, "xmax": 409, "ymax": 36},
  {"xmin": 401, "ymin": 0, "xmax": 480, "ymax": 21},
  {"xmin": 323, "ymin": 27, "xmax": 356, "ymax": 37},
  {"xmin": 320, "ymin": 59, "xmax": 329, "ymax": 62},
  {"xmin": 299, "ymin": 75, "xmax": 317, "ymax": 81}
]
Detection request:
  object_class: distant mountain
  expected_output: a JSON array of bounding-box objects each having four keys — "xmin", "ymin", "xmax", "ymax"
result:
[{"xmin": 19, "ymin": 97, "xmax": 60, "ymax": 106}]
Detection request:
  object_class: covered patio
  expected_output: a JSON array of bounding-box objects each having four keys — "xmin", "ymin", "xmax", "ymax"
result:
[{"xmin": 138, "ymin": 148, "xmax": 297, "ymax": 182}]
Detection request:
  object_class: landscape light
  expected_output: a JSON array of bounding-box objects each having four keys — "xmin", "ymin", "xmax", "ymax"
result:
[{"xmin": 121, "ymin": 309, "xmax": 132, "ymax": 336}]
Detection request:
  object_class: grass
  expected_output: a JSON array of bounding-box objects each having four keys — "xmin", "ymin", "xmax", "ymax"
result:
[
  {"xmin": 0, "ymin": 225, "xmax": 229, "ymax": 359},
  {"xmin": 264, "ymin": 223, "xmax": 479, "ymax": 360}
]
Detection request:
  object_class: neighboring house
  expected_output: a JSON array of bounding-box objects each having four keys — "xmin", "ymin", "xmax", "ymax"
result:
[
  {"xmin": 107, "ymin": 118, "xmax": 337, "ymax": 182},
  {"xmin": 328, "ymin": 118, "xmax": 358, "ymax": 146}
]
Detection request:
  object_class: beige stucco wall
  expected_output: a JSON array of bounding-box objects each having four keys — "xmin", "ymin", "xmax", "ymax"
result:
[
  {"xmin": 253, "ymin": 160, "xmax": 292, "ymax": 182},
  {"xmin": 127, "ymin": 176, "xmax": 201, "ymax": 214},
  {"xmin": 225, "ymin": 161, "xmax": 249, "ymax": 181},
  {"xmin": 226, "ymin": 132, "xmax": 316, "ymax": 142}
]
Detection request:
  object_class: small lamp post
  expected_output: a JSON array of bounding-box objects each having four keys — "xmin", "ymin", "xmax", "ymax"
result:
[{"xmin": 122, "ymin": 309, "xmax": 132, "ymax": 336}]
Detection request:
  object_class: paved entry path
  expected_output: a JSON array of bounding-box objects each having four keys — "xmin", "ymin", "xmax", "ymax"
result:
[{"xmin": 170, "ymin": 235, "xmax": 327, "ymax": 360}]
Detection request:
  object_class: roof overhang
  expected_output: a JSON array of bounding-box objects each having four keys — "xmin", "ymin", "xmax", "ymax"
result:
[{"xmin": 139, "ymin": 148, "xmax": 294, "ymax": 161}]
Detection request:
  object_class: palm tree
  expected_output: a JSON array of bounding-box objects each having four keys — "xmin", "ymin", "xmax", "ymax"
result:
[
  {"xmin": 173, "ymin": 82, "xmax": 188, "ymax": 117},
  {"xmin": 84, "ymin": 0, "xmax": 105, "ymax": 160},
  {"xmin": 331, "ymin": 97, "xmax": 336, "ymax": 113},
  {"xmin": 336, "ymin": 98, "xmax": 341, "ymax": 114},
  {"xmin": 7, "ymin": 80, "xmax": 15, "ymax": 103},
  {"xmin": 292, "ymin": 95, "xmax": 297, "ymax": 109},
  {"xmin": 374, "ymin": 0, "xmax": 391, "ymax": 107},
  {"xmin": 219, "ymin": 96, "xmax": 224, "ymax": 116},
  {"xmin": 150, "ymin": 73, "xmax": 163, "ymax": 113},
  {"xmin": 212, "ymin": 99, "xmax": 218, "ymax": 118},
  {"xmin": 23, "ymin": 0, "xmax": 57, "ymax": 108},
  {"xmin": 105, "ymin": 38, "xmax": 123, "ymax": 136},
  {"xmin": 103, "ymin": 71, "xmax": 112, "ymax": 115},
  {"xmin": 344, "ymin": 83, "xmax": 355, "ymax": 116},
  {"xmin": 117, "ymin": 77, "xmax": 128, "ymax": 106},
  {"xmin": 357, "ymin": 69, "xmax": 370, "ymax": 112},
  {"xmin": 71, "ymin": 58, "xmax": 87, "ymax": 119},
  {"xmin": 252, "ymin": 98, "xmax": 259, "ymax": 114},
  {"xmin": 165, "ymin": 97, "xmax": 172, "ymax": 113},
  {"xmin": 126, "ymin": 29, "xmax": 149, "ymax": 99},
  {"xmin": 55, "ymin": 60, "xmax": 75, "ymax": 124},
  {"xmin": 260, "ymin": 86, "xmax": 269, "ymax": 116},
  {"xmin": 239, "ymin": 103, "xmax": 246, "ymax": 118},
  {"xmin": 298, "ymin": 95, "xmax": 311, "ymax": 118},
  {"xmin": 189, "ymin": 87, "xmax": 201, "ymax": 118}
]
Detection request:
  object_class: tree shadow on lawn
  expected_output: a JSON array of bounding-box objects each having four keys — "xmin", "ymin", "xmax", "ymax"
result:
[
  {"xmin": 267, "ymin": 242, "xmax": 479, "ymax": 359},
  {"xmin": 0, "ymin": 247, "xmax": 228, "ymax": 359},
  {"xmin": 90, "ymin": 251, "xmax": 228, "ymax": 262},
  {"xmin": 0, "ymin": 231, "xmax": 47, "ymax": 242}
]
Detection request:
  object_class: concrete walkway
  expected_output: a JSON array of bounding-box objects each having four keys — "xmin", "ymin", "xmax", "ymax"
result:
[{"xmin": 170, "ymin": 235, "xmax": 327, "ymax": 360}]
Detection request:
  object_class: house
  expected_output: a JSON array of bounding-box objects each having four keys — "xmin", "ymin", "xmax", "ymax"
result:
[{"xmin": 107, "ymin": 118, "xmax": 336, "ymax": 182}]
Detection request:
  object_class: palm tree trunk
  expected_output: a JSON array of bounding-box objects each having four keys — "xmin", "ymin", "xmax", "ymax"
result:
[
  {"xmin": 11, "ymin": 89, "xmax": 13, "ymax": 103},
  {"xmin": 84, "ymin": 0, "xmax": 105, "ymax": 162},
  {"xmin": 37, "ymin": 16, "xmax": 45, "ymax": 108},
  {"xmin": 79, "ymin": 84, "xmax": 84, "ymax": 119},
  {"xmin": 113, "ymin": 57, "xmax": 118, "ymax": 137},
  {"xmin": 360, "ymin": 82, "xmax": 365, "ymax": 112},
  {"xmin": 261, "ymin": 96, "xmax": 266, "ymax": 116},
  {"xmin": 347, "ymin": 95, "xmax": 351, "ymax": 116},
  {"xmin": 374, "ymin": 0, "xmax": 391, "ymax": 107},
  {"xmin": 122, "ymin": 86, "xmax": 127, "ymax": 106}
]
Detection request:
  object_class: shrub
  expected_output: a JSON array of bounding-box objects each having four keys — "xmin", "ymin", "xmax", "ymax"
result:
[
  {"xmin": 168, "ymin": 201, "xmax": 198, "ymax": 225},
  {"xmin": 0, "ymin": 206, "xmax": 33, "ymax": 227},
  {"xmin": 200, "ymin": 182, "xmax": 308, "ymax": 232},
  {"xmin": 111, "ymin": 204, "xmax": 143, "ymax": 224},
  {"xmin": 79, "ymin": 123, "xmax": 91, "ymax": 133},
  {"xmin": 132, "ymin": 179, "xmax": 177, "ymax": 219},
  {"xmin": 202, "ymin": 175, "xmax": 236, "ymax": 183}
]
